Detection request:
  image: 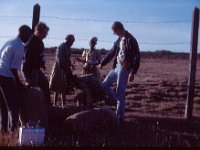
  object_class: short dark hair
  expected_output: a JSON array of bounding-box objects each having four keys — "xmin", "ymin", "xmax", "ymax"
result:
[
  {"xmin": 19, "ymin": 25, "xmax": 32, "ymax": 35},
  {"xmin": 35, "ymin": 22, "xmax": 49, "ymax": 33},
  {"xmin": 18, "ymin": 25, "xmax": 32, "ymax": 42},
  {"xmin": 112, "ymin": 21, "xmax": 124, "ymax": 31},
  {"xmin": 65, "ymin": 34, "xmax": 75, "ymax": 42},
  {"xmin": 90, "ymin": 37, "xmax": 98, "ymax": 44}
]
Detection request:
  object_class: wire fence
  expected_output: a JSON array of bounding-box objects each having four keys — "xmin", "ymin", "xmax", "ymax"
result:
[
  {"xmin": 0, "ymin": 15, "xmax": 191, "ymax": 45},
  {"xmin": 0, "ymin": 14, "xmax": 198, "ymax": 51},
  {"xmin": 0, "ymin": 15, "xmax": 191, "ymax": 23}
]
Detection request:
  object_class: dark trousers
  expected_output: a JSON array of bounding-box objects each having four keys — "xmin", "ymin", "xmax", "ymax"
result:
[{"xmin": 0, "ymin": 75, "xmax": 20, "ymax": 132}]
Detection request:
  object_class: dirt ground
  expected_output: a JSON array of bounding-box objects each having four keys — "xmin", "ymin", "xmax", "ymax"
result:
[
  {"xmin": 45, "ymin": 50, "xmax": 200, "ymax": 118},
  {"xmin": 41, "ymin": 50, "xmax": 200, "ymax": 147},
  {"xmin": 1, "ymin": 50, "xmax": 199, "ymax": 147}
]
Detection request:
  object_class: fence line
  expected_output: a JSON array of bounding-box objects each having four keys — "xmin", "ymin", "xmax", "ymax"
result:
[
  {"xmin": 0, "ymin": 36, "xmax": 190, "ymax": 46},
  {"xmin": 0, "ymin": 15, "xmax": 191, "ymax": 24},
  {"xmin": 0, "ymin": 14, "xmax": 196, "ymax": 49},
  {"xmin": 41, "ymin": 15, "xmax": 191, "ymax": 24}
]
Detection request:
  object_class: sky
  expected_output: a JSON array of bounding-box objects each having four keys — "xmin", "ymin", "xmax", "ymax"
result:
[{"xmin": 0, "ymin": 0, "xmax": 199, "ymax": 52}]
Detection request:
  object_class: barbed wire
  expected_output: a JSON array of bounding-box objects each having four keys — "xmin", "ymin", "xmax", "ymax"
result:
[
  {"xmin": 0, "ymin": 15, "xmax": 191, "ymax": 24},
  {"xmin": 0, "ymin": 15, "xmax": 32, "ymax": 19},
  {"xmin": 0, "ymin": 15, "xmax": 195, "ymax": 47},
  {"xmin": 42, "ymin": 15, "xmax": 191, "ymax": 24},
  {"xmin": 0, "ymin": 36, "xmax": 191, "ymax": 45},
  {"xmin": 141, "ymin": 42, "xmax": 190, "ymax": 45}
]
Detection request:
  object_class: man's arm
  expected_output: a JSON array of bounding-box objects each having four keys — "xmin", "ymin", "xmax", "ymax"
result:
[
  {"xmin": 127, "ymin": 37, "xmax": 140, "ymax": 75},
  {"xmin": 130, "ymin": 53, "xmax": 140, "ymax": 75},
  {"xmin": 11, "ymin": 68, "xmax": 24, "ymax": 90},
  {"xmin": 76, "ymin": 57, "xmax": 85, "ymax": 63},
  {"xmin": 100, "ymin": 42, "xmax": 118, "ymax": 68},
  {"xmin": 128, "ymin": 73, "xmax": 134, "ymax": 82}
]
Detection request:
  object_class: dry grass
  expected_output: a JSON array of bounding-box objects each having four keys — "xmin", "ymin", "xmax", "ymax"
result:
[{"xmin": 0, "ymin": 131, "xmax": 20, "ymax": 146}]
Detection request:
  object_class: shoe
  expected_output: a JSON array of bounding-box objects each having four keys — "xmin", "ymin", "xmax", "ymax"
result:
[
  {"xmin": 105, "ymin": 95, "xmax": 117, "ymax": 106},
  {"xmin": 117, "ymin": 118, "xmax": 124, "ymax": 127},
  {"xmin": 105, "ymin": 98, "xmax": 117, "ymax": 106},
  {"xmin": 47, "ymin": 101, "xmax": 53, "ymax": 106},
  {"xmin": 119, "ymin": 118, "xmax": 124, "ymax": 126}
]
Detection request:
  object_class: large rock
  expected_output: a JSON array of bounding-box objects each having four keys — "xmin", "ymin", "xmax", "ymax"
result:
[
  {"xmin": 48, "ymin": 106, "xmax": 85, "ymax": 125},
  {"xmin": 64, "ymin": 107, "xmax": 119, "ymax": 135},
  {"xmin": 19, "ymin": 87, "xmax": 48, "ymax": 128},
  {"xmin": 47, "ymin": 106, "xmax": 85, "ymax": 134}
]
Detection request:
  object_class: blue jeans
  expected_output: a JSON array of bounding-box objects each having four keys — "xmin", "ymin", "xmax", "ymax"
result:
[{"xmin": 101, "ymin": 64, "xmax": 130, "ymax": 120}]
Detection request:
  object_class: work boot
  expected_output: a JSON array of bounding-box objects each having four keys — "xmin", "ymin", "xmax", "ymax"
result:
[{"xmin": 105, "ymin": 96, "xmax": 117, "ymax": 106}]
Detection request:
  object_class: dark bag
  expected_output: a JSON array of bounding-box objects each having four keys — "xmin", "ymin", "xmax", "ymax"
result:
[{"xmin": 83, "ymin": 64, "xmax": 96, "ymax": 74}]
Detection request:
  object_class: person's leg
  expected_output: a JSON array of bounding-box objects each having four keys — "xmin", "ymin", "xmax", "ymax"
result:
[
  {"xmin": 7, "ymin": 81, "xmax": 20, "ymax": 132},
  {"xmin": 61, "ymin": 93, "xmax": 66, "ymax": 106},
  {"xmin": 85, "ymin": 87, "xmax": 93, "ymax": 107},
  {"xmin": 0, "ymin": 76, "xmax": 20, "ymax": 132},
  {"xmin": 93, "ymin": 67, "xmax": 101, "ymax": 82},
  {"xmin": 53, "ymin": 92, "xmax": 58, "ymax": 106},
  {"xmin": 101, "ymin": 69, "xmax": 117, "ymax": 103},
  {"xmin": 115, "ymin": 64, "xmax": 130, "ymax": 120},
  {"xmin": 38, "ymin": 70, "xmax": 52, "ymax": 104},
  {"xmin": 30, "ymin": 69, "xmax": 40, "ymax": 87},
  {"xmin": 0, "ymin": 86, "xmax": 9, "ymax": 132}
]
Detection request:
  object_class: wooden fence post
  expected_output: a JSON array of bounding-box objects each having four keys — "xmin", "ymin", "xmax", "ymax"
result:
[
  {"xmin": 32, "ymin": 4, "xmax": 40, "ymax": 31},
  {"xmin": 185, "ymin": 7, "xmax": 199, "ymax": 119}
]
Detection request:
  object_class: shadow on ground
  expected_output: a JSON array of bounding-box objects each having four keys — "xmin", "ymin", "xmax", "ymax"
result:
[{"xmin": 46, "ymin": 113, "xmax": 200, "ymax": 147}]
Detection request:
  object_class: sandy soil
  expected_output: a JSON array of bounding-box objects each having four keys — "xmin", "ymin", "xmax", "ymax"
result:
[{"xmin": 45, "ymin": 50, "xmax": 200, "ymax": 119}]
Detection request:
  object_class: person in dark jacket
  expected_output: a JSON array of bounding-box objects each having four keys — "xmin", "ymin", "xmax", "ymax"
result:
[
  {"xmin": 99, "ymin": 21, "xmax": 140, "ymax": 125},
  {"xmin": 22, "ymin": 22, "xmax": 51, "ymax": 105}
]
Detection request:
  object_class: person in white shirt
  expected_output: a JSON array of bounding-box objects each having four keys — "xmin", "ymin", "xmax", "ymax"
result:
[
  {"xmin": 81, "ymin": 37, "xmax": 101, "ymax": 81},
  {"xmin": 0, "ymin": 25, "xmax": 32, "ymax": 133}
]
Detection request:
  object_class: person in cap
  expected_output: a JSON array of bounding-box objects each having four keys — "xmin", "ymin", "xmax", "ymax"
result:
[
  {"xmin": 80, "ymin": 37, "xmax": 101, "ymax": 82},
  {"xmin": 49, "ymin": 34, "xmax": 75, "ymax": 106},
  {"xmin": 0, "ymin": 25, "xmax": 32, "ymax": 133},
  {"xmin": 99, "ymin": 21, "xmax": 140, "ymax": 125}
]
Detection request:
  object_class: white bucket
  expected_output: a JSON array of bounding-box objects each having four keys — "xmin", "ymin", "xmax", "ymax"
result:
[{"xmin": 19, "ymin": 127, "xmax": 45, "ymax": 146}]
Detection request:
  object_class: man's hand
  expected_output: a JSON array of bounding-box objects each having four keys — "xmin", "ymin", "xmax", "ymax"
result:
[
  {"xmin": 123, "ymin": 61, "xmax": 130, "ymax": 68},
  {"xmin": 11, "ymin": 68, "xmax": 25, "ymax": 90},
  {"xmin": 41, "ymin": 64, "xmax": 46, "ymax": 70},
  {"xmin": 98, "ymin": 64, "xmax": 103, "ymax": 69},
  {"xmin": 128, "ymin": 73, "xmax": 134, "ymax": 82},
  {"xmin": 16, "ymin": 81, "xmax": 25, "ymax": 90},
  {"xmin": 24, "ymin": 78, "xmax": 32, "ymax": 86},
  {"xmin": 71, "ymin": 64, "xmax": 75, "ymax": 71}
]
